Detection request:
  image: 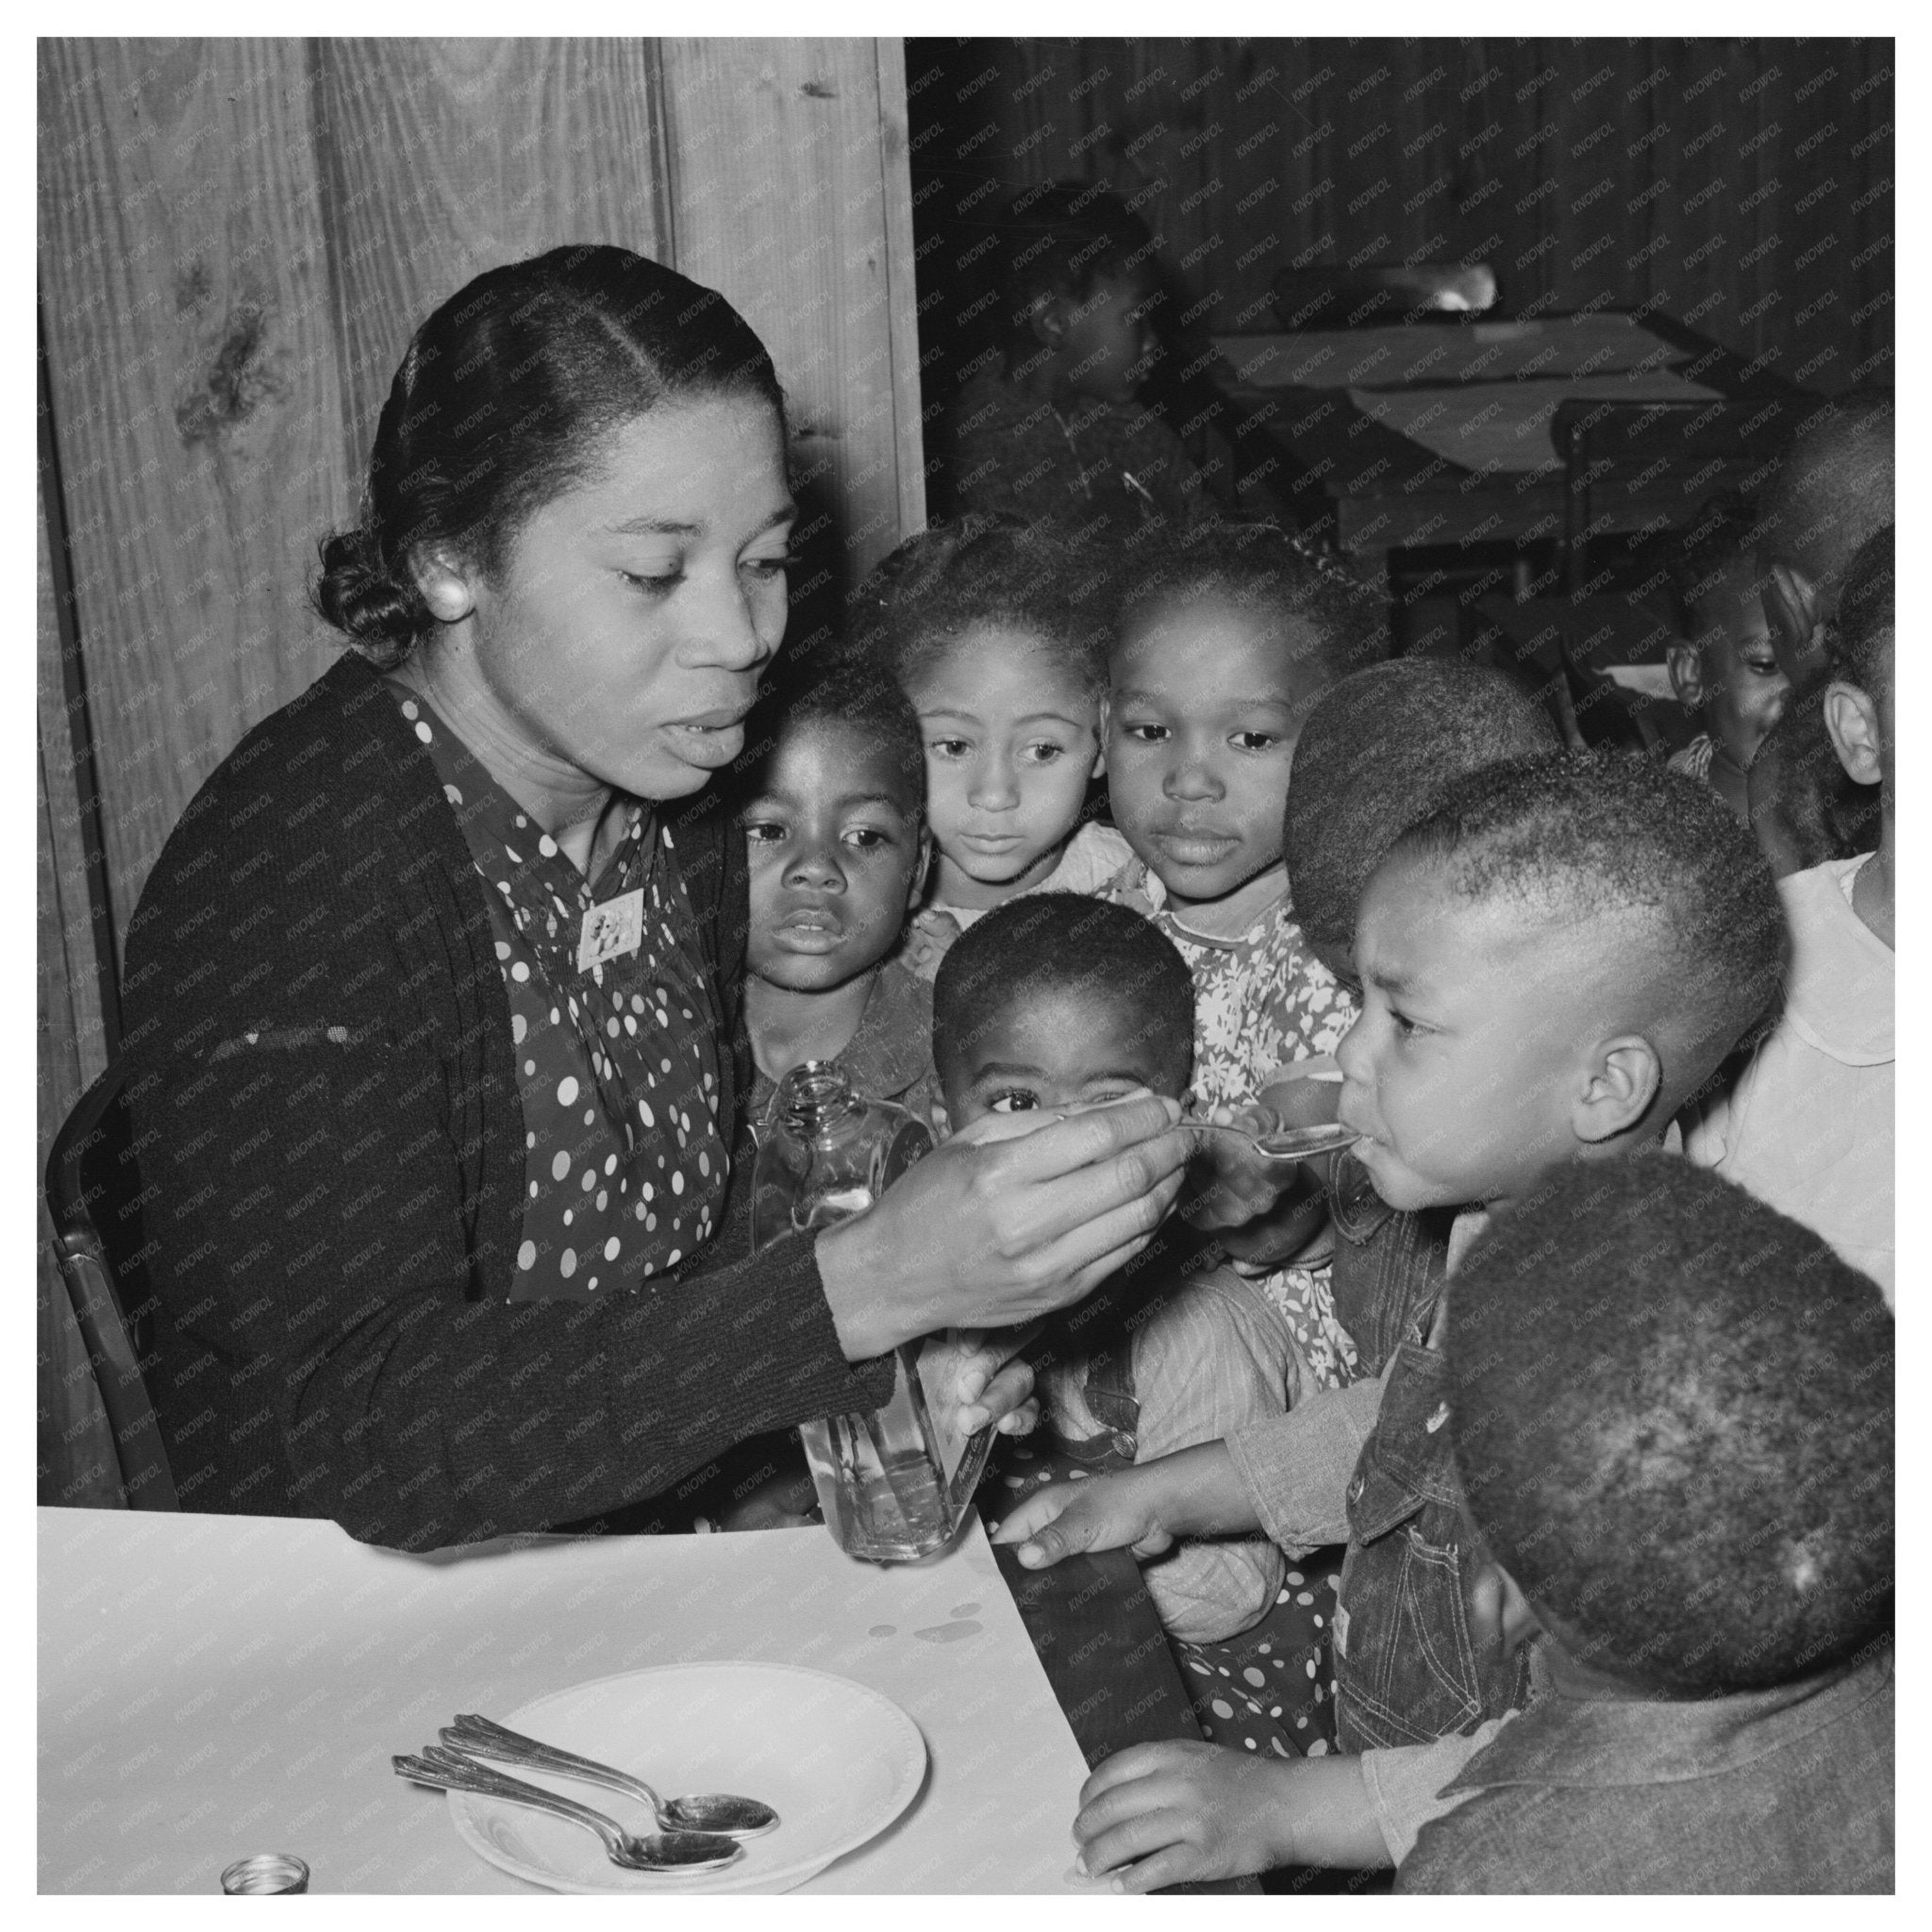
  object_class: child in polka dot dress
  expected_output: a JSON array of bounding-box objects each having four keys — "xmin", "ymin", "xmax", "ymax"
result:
[{"xmin": 1097, "ymin": 525, "xmax": 1384, "ymax": 1392}]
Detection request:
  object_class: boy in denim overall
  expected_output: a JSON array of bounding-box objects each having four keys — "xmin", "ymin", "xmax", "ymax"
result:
[{"xmin": 996, "ymin": 752, "xmax": 1789, "ymax": 1888}]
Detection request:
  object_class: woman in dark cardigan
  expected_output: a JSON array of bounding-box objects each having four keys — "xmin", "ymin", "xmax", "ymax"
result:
[{"xmin": 120, "ymin": 246, "xmax": 1191, "ymax": 1550}]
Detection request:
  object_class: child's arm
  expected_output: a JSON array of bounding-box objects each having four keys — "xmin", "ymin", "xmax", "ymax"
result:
[
  {"xmin": 993, "ymin": 1368, "xmax": 1389, "ymax": 1563},
  {"xmin": 1123, "ymin": 1274, "xmax": 1295, "ymax": 1641}
]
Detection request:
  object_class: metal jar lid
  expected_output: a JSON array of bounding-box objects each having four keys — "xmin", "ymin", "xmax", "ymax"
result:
[{"xmin": 220, "ymin": 1853, "xmax": 310, "ymax": 1894}]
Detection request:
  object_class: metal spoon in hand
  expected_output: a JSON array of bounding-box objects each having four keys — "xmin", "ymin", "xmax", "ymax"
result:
[{"xmin": 443, "ymin": 1713, "xmax": 780, "ymax": 1839}]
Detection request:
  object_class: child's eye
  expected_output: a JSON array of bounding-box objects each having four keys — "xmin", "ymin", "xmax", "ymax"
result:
[
  {"xmin": 741, "ymin": 820, "xmax": 786, "ymax": 845},
  {"xmin": 741, "ymin": 553, "xmax": 792, "ymax": 581},
  {"xmin": 1021, "ymin": 740, "xmax": 1068, "ymax": 764},
  {"xmin": 1122, "ymin": 722, "xmax": 1169, "ymax": 743},
  {"xmin": 1391, "ymin": 1010, "xmax": 1425, "ymax": 1041},
  {"xmin": 1231, "ymin": 731, "xmax": 1280, "ymax": 753},
  {"xmin": 926, "ymin": 737, "xmax": 971, "ymax": 759},
  {"xmin": 987, "ymin": 1089, "xmax": 1042, "ymax": 1114},
  {"xmin": 841, "ymin": 827, "xmax": 891, "ymax": 851}
]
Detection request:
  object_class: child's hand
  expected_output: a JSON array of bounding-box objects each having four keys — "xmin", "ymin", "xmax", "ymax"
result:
[
  {"xmin": 718, "ymin": 1467, "xmax": 822, "ymax": 1532},
  {"xmin": 901, "ymin": 908, "xmax": 964, "ymax": 981},
  {"xmin": 991, "ymin": 1464, "xmax": 1178, "ymax": 1564},
  {"xmin": 1072, "ymin": 1740, "xmax": 1299, "ymax": 1891}
]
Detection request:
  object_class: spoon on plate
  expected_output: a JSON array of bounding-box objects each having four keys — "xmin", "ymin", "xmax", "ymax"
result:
[
  {"xmin": 393, "ymin": 1747, "xmax": 744, "ymax": 1874},
  {"xmin": 442, "ymin": 1712, "xmax": 780, "ymax": 1839}
]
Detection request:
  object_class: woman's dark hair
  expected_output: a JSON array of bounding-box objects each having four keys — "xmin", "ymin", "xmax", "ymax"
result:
[{"xmin": 313, "ymin": 244, "xmax": 786, "ymax": 668}]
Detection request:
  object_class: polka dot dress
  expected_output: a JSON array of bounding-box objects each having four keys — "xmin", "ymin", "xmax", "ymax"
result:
[
  {"xmin": 391, "ymin": 686, "xmax": 728, "ymax": 1302},
  {"xmin": 1174, "ymin": 1559, "xmax": 1343, "ymax": 1759}
]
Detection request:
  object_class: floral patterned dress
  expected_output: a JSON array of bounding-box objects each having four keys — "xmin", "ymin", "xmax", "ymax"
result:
[{"xmin": 1102, "ymin": 856, "xmax": 1363, "ymax": 1389}]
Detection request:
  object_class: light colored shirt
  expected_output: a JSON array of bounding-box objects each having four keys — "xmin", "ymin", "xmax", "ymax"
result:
[{"xmin": 1685, "ymin": 854, "xmax": 1893, "ymax": 1300}]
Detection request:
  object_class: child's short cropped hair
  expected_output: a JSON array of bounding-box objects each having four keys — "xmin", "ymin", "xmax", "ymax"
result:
[
  {"xmin": 1826, "ymin": 523, "xmax": 1894, "ymax": 697},
  {"xmin": 727, "ymin": 657, "xmax": 925, "ymax": 815},
  {"xmin": 858, "ymin": 514, "xmax": 1108, "ymax": 700},
  {"xmin": 1110, "ymin": 520, "xmax": 1386, "ymax": 680},
  {"xmin": 1446, "ymin": 1155, "xmax": 1893, "ymax": 1694},
  {"xmin": 931, "ymin": 891, "xmax": 1194, "ymax": 1094},
  {"xmin": 1284, "ymin": 659, "xmax": 1559, "ymax": 978},
  {"xmin": 1389, "ymin": 751, "xmax": 1787, "ymax": 1090}
]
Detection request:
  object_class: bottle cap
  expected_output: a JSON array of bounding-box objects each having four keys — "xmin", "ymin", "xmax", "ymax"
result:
[{"xmin": 220, "ymin": 1854, "xmax": 310, "ymax": 1894}]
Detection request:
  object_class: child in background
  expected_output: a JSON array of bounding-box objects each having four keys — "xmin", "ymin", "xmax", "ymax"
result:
[
  {"xmin": 947, "ymin": 183, "xmax": 1208, "ymax": 541},
  {"xmin": 1664, "ymin": 495, "xmax": 1790, "ymax": 822},
  {"xmin": 1399, "ymin": 1157, "xmax": 1892, "ymax": 1894},
  {"xmin": 1689, "ymin": 525, "xmax": 1895, "ymax": 1300},
  {"xmin": 734, "ymin": 661, "xmax": 940, "ymax": 1126},
  {"xmin": 866, "ymin": 517, "xmax": 1132, "ymax": 977},
  {"xmin": 1099, "ymin": 523, "xmax": 1384, "ymax": 1389},
  {"xmin": 995, "ymin": 754, "xmax": 1789, "ymax": 1891}
]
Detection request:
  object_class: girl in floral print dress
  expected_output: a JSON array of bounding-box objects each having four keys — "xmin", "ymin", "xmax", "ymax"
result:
[{"xmin": 1098, "ymin": 525, "xmax": 1385, "ymax": 1391}]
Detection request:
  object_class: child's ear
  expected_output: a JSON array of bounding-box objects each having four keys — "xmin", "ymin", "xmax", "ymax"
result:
[
  {"xmin": 908, "ymin": 824, "xmax": 934, "ymax": 909},
  {"xmin": 1665, "ymin": 641, "xmax": 1705, "ymax": 709},
  {"xmin": 1823, "ymin": 680, "xmax": 1884, "ymax": 786},
  {"xmin": 1028, "ymin": 291, "xmax": 1072, "ymax": 349},
  {"xmin": 1574, "ymin": 1035, "xmax": 1662, "ymax": 1143}
]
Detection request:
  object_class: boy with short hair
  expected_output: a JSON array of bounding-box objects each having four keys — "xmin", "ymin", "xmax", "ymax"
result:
[
  {"xmin": 946, "ymin": 182, "xmax": 1208, "ymax": 540},
  {"xmin": 1397, "ymin": 1155, "xmax": 1893, "ymax": 1894},
  {"xmin": 995, "ymin": 753, "xmax": 1789, "ymax": 1890},
  {"xmin": 1688, "ymin": 525, "xmax": 1895, "ymax": 1299},
  {"xmin": 933, "ymin": 893, "xmax": 1298, "ymax": 1652},
  {"xmin": 735, "ymin": 660, "xmax": 940, "ymax": 1126}
]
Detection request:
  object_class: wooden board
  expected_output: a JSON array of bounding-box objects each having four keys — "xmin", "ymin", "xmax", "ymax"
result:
[
  {"xmin": 38, "ymin": 480, "xmax": 118, "ymax": 1508},
  {"xmin": 37, "ymin": 39, "xmax": 352, "ymax": 958},
  {"xmin": 658, "ymin": 38, "xmax": 924, "ymax": 610}
]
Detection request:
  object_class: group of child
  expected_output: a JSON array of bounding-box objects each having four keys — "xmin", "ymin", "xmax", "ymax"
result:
[{"xmin": 717, "ymin": 230, "xmax": 1894, "ymax": 1891}]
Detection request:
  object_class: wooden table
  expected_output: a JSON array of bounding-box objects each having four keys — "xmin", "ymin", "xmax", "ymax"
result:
[
  {"xmin": 1211, "ymin": 309, "xmax": 1795, "ymax": 571},
  {"xmin": 37, "ymin": 1504, "xmax": 1243, "ymax": 1894}
]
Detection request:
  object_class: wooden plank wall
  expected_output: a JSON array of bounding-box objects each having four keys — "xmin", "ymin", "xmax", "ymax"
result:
[
  {"xmin": 908, "ymin": 37, "xmax": 1893, "ymax": 396},
  {"xmin": 35, "ymin": 37, "xmax": 924, "ymax": 1506}
]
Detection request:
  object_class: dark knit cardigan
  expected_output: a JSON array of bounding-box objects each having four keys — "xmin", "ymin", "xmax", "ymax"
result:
[{"xmin": 120, "ymin": 652, "xmax": 893, "ymax": 1549}]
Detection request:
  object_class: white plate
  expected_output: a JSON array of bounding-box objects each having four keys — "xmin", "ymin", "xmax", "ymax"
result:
[{"xmin": 446, "ymin": 1661, "xmax": 928, "ymax": 1894}]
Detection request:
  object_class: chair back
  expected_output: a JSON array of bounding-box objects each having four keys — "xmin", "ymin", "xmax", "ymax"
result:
[
  {"xmin": 1273, "ymin": 261, "xmax": 1497, "ymax": 330},
  {"xmin": 1556, "ymin": 396, "xmax": 1792, "ymax": 594},
  {"xmin": 45, "ymin": 1058, "xmax": 179, "ymax": 1509}
]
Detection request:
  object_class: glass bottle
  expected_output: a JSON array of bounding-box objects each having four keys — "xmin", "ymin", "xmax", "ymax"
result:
[{"xmin": 749, "ymin": 1061, "xmax": 996, "ymax": 1562}]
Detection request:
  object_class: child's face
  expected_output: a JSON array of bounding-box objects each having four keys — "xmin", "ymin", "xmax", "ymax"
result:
[
  {"xmin": 908, "ymin": 626, "xmax": 1103, "ymax": 906},
  {"xmin": 1053, "ymin": 269, "xmax": 1159, "ymax": 406},
  {"xmin": 940, "ymin": 987, "xmax": 1180, "ymax": 1127},
  {"xmin": 1337, "ymin": 855, "xmax": 1602, "ymax": 1213},
  {"xmin": 1105, "ymin": 594, "xmax": 1315, "ymax": 909},
  {"xmin": 742, "ymin": 717, "xmax": 926, "ymax": 994},
  {"xmin": 1682, "ymin": 569, "xmax": 1789, "ymax": 770}
]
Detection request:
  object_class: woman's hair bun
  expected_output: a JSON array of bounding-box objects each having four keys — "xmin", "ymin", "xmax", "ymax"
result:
[{"xmin": 313, "ymin": 525, "xmax": 429, "ymax": 667}]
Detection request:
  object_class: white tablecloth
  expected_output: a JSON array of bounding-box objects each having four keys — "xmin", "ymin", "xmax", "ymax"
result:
[{"xmin": 38, "ymin": 1507, "xmax": 1093, "ymax": 1893}]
